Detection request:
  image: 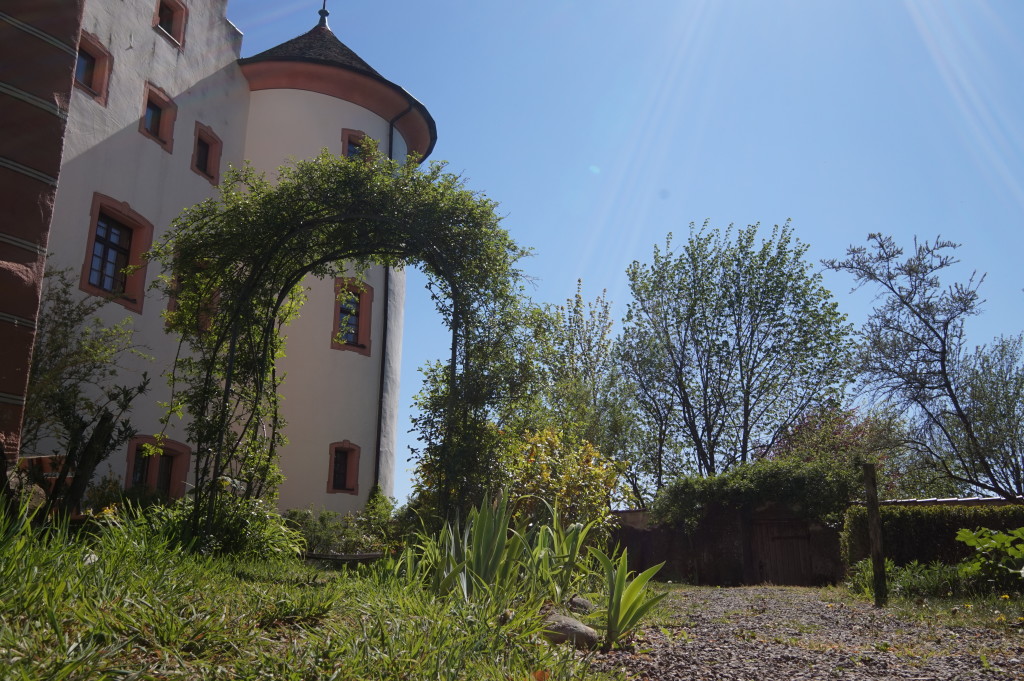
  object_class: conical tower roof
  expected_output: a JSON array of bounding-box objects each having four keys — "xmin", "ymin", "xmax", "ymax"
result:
[
  {"xmin": 238, "ymin": 6, "xmax": 436, "ymax": 159},
  {"xmin": 239, "ymin": 21, "xmax": 381, "ymax": 78}
]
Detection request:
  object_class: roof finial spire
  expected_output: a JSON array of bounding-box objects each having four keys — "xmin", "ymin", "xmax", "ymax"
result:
[{"xmin": 317, "ymin": 1, "xmax": 330, "ymax": 29}]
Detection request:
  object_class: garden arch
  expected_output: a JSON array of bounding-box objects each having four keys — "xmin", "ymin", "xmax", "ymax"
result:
[{"xmin": 151, "ymin": 149, "xmax": 525, "ymax": 528}]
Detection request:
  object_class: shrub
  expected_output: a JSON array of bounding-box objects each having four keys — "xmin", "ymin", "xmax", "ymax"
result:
[
  {"xmin": 590, "ymin": 547, "xmax": 666, "ymax": 650},
  {"xmin": 284, "ymin": 488, "xmax": 399, "ymax": 555},
  {"xmin": 83, "ymin": 469, "xmax": 168, "ymax": 512},
  {"xmin": 500, "ymin": 429, "xmax": 622, "ymax": 536},
  {"xmin": 388, "ymin": 492, "xmax": 607, "ymax": 605},
  {"xmin": 388, "ymin": 492, "xmax": 664, "ymax": 653},
  {"xmin": 147, "ymin": 495, "xmax": 304, "ymax": 559},
  {"xmin": 957, "ymin": 527, "xmax": 1024, "ymax": 592},
  {"xmin": 847, "ymin": 558, "xmax": 971, "ymax": 599},
  {"xmin": 652, "ymin": 458, "xmax": 858, "ymax": 532},
  {"xmin": 841, "ymin": 504, "xmax": 1024, "ymax": 566}
]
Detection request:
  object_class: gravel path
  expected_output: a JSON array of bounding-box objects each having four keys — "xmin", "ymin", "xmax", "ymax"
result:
[{"xmin": 588, "ymin": 587, "xmax": 1024, "ymax": 680}]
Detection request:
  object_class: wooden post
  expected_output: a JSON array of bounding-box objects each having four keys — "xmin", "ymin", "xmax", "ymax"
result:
[{"xmin": 863, "ymin": 463, "xmax": 887, "ymax": 607}]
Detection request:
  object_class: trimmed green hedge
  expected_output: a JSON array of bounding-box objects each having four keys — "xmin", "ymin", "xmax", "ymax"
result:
[{"xmin": 841, "ymin": 504, "xmax": 1024, "ymax": 566}]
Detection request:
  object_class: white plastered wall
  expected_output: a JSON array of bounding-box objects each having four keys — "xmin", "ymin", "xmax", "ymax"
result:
[
  {"xmin": 244, "ymin": 88, "xmax": 409, "ymax": 512},
  {"xmin": 44, "ymin": 0, "xmax": 248, "ymax": 482}
]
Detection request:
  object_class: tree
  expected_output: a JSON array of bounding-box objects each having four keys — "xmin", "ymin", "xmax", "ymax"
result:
[
  {"xmin": 410, "ymin": 291, "xmax": 537, "ymax": 520},
  {"xmin": 18, "ymin": 269, "xmax": 148, "ymax": 517},
  {"xmin": 623, "ymin": 222, "xmax": 854, "ymax": 476},
  {"xmin": 767, "ymin": 401, "xmax": 955, "ymax": 499},
  {"xmin": 951, "ymin": 336, "xmax": 1024, "ymax": 494},
  {"xmin": 527, "ymin": 284, "xmax": 632, "ymax": 462},
  {"xmin": 410, "ymin": 284, "xmax": 633, "ymax": 519},
  {"xmin": 616, "ymin": 322, "xmax": 687, "ymax": 505},
  {"xmin": 825, "ymin": 234, "xmax": 1023, "ymax": 498}
]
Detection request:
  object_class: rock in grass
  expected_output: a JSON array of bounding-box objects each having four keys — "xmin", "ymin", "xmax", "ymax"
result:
[
  {"xmin": 567, "ymin": 594, "xmax": 596, "ymax": 614},
  {"xmin": 543, "ymin": 614, "xmax": 598, "ymax": 650}
]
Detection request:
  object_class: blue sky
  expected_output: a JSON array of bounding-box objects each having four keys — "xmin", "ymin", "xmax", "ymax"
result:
[{"xmin": 229, "ymin": 1, "xmax": 1024, "ymax": 502}]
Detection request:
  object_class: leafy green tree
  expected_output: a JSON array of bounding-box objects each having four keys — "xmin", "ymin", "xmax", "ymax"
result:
[
  {"xmin": 526, "ymin": 284, "xmax": 633, "ymax": 464},
  {"xmin": 410, "ymin": 284, "xmax": 632, "ymax": 520},
  {"xmin": 18, "ymin": 269, "xmax": 148, "ymax": 517},
  {"xmin": 623, "ymin": 222, "xmax": 854, "ymax": 476},
  {"xmin": 825, "ymin": 234, "xmax": 1023, "ymax": 498},
  {"xmin": 953, "ymin": 335, "xmax": 1024, "ymax": 492},
  {"xmin": 767, "ymin": 401, "xmax": 956, "ymax": 499},
  {"xmin": 409, "ymin": 293, "xmax": 537, "ymax": 521},
  {"xmin": 615, "ymin": 323, "xmax": 687, "ymax": 505}
]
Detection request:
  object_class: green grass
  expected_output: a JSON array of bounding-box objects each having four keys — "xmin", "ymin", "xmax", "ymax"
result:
[
  {"xmin": 0, "ymin": 509, "xmax": 620, "ymax": 680},
  {"xmin": 884, "ymin": 593, "xmax": 1024, "ymax": 628},
  {"xmin": 843, "ymin": 557, "xmax": 1024, "ymax": 629}
]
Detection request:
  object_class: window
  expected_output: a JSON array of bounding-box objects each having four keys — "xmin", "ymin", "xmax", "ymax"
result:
[
  {"xmin": 88, "ymin": 212, "xmax": 131, "ymax": 294},
  {"xmin": 332, "ymin": 278, "xmax": 373, "ymax": 356},
  {"xmin": 74, "ymin": 31, "xmax": 112, "ymax": 106},
  {"xmin": 157, "ymin": 4, "xmax": 174, "ymax": 33},
  {"xmin": 338, "ymin": 292, "xmax": 359, "ymax": 344},
  {"xmin": 190, "ymin": 122, "xmax": 223, "ymax": 184},
  {"xmin": 139, "ymin": 82, "xmax": 177, "ymax": 152},
  {"xmin": 75, "ymin": 51, "xmax": 95, "ymax": 87},
  {"xmin": 79, "ymin": 193, "xmax": 154, "ymax": 314},
  {"xmin": 327, "ymin": 441, "xmax": 360, "ymax": 495},
  {"xmin": 153, "ymin": 0, "xmax": 188, "ymax": 48},
  {"xmin": 342, "ymin": 128, "xmax": 368, "ymax": 159},
  {"xmin": 20, "ymin": 457, "xmax": 77, "ymax": 512},
  {"xmin": 144, "ymin": 101, "xmax": 162, "ymax": 135},
  {"xmin": 125, "ymin": 436, "xmax": 191, "ymax": 499}
]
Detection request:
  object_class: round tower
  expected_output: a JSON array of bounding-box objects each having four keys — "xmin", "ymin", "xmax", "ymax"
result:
[{"xmin": 237, "ymin": 7, "xmax": 436, "ymax": 511}]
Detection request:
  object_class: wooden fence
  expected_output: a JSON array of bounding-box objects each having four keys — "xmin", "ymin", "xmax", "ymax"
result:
[{"xmin": 612, "ymin": 503, "xmax": 844, "ymax": 586}]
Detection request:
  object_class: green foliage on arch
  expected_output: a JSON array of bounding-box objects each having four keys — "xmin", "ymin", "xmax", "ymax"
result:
[{"xmin": 148, "ymin": 145, "xmax": 527, "ymax": 539}]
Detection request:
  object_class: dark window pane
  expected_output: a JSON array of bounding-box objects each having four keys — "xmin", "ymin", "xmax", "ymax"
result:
[
  {"xmin": 75, "ymin": 49, "xmax": 96, "ymax": 88},
  {"xmin": 158, "ymin": 4, "xmax": 175, "ymax": 34},
  {"xmin": 144, "ymin": 101, "xmax": 162, "ymax": 137},
  {"xmin": 132, "ymin": 450, "xmax": 149, "ymax": 487},
  {"xmin": 332, "ymin": 449, "xmax": 349, "ymax": 490},
  {"xmin": 195, "ymin": 137, "xmax": 210, "ymax": 173},
  {"xmin": 156, "ymin": 454, "xmax": 174, "ymax": 496},
  {"xmin": 339, "ymin": 295, "xmax": 359, "ymax": 344}
]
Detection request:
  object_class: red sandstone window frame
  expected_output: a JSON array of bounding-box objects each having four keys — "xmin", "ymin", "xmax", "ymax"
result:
[
  {"xmin": 190, "ymin": 121, "xmax": 223, "ymax": 184},
  {"xmin": 79, "ymin": 193, "xmax": 154, "ymax": 314},
  {"xmin": 153, "ymin": 0, "xmax": 188, "ymax": 49},
  {"xmin": 139, "ymin": 82, "xmax": 177, "ymax": 153},
  {"xmin": 341, "ymin": 128, "xmax": 368, "ymax": 158},
  {"xmin": 332, "ymin": 278, "xmax": 373, "ymax": 356},
  {"xmin": 124, "ymin": 435, "xmax": 191, "ymax": 499},
  {"xmin": 74, "ymin": 30, "xmax": 112, "ymax": 106},
  {"xmin": 326, "ymin": 441, "xmax": 360, "ymax": 495}
]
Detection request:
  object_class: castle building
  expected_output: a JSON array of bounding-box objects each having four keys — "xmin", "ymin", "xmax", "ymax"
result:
[{"xmin": 0, "ymin": 0, "xmax": 435, "ymax": 512}]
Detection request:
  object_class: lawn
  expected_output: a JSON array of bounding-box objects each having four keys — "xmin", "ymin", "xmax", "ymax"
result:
[
  {"xmin": 5, "ymin": 507, "xmax": 1022, "ymax": 680},
  {"xmin": 0, "ymin": 509, "xmax": 621, "ymax": 680}
]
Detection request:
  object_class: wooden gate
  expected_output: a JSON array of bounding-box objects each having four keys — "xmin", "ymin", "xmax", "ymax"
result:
[{"xmin": 751, "ymin": 519, "xmax": 813, "ymax": 585}]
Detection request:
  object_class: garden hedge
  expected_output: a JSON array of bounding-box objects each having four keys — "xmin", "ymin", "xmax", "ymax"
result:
[{"xmin": 841, "ymin": 503, "xmax": 1024, "ymax": 567}]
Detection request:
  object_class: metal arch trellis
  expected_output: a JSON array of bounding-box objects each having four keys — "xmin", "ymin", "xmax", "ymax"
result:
[{"xmin": 148, "ymin": 146, "xmax": 525, "ymax": 534}]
